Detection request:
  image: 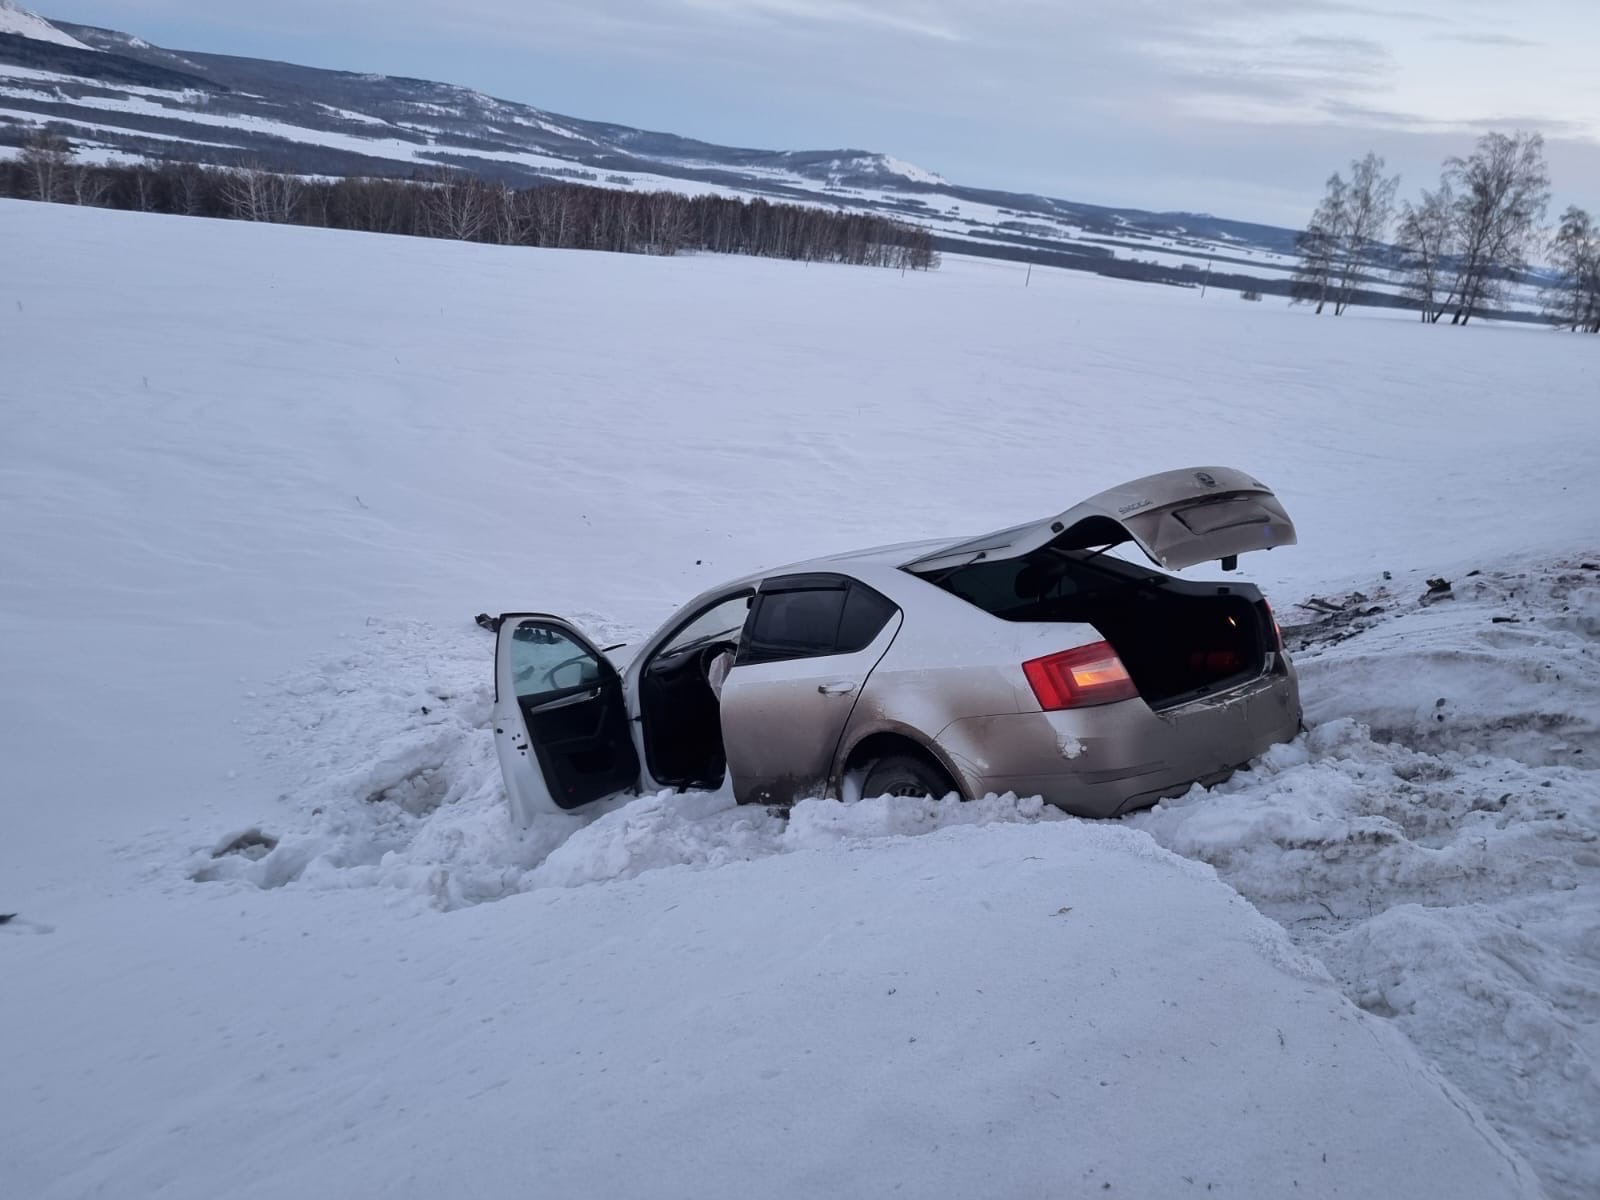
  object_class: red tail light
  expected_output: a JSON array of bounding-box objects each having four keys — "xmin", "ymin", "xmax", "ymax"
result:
[
  {"xmin": 1022, "ymin": 641, "xmax": 1139, "ymax": 710},
  {"xmin": 1261, "ymin": 600, "xmax": 1284, "ymax": 651}
]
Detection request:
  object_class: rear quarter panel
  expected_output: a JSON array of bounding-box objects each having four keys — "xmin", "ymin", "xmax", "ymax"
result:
[{"xmin": 833, "ymin": 564, "xmax": 1102, "ymax": 792}]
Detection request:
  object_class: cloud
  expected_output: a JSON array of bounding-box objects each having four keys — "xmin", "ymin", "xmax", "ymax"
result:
[
  {"xmin": 1429, "ymin": 31, "xmax": 1542, "ymax": 47},
  {"xmin": 679, "ymin": 0, "xmax": 963, "ymax": 41},
  {"xmin": 1290, "ymin": 34, "xmax": 1391, "ymax": 56},
  {"xmin": 1321, "ymin": 99, "xmax": 1598, "ymax": 141}
]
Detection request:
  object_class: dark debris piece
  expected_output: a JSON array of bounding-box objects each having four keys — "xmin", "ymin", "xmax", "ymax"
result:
[
  {"xmin": 1420, "ymin": 577, "xmax": 1454, "ymax": 606},
  {"xmin": 212, "ymin": 830, "xmax": 278, "ymax": 860}
]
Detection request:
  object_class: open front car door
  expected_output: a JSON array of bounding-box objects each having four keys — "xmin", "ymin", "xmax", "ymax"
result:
[{"xmin": 493, "ymin": 614, "xmax": 640, "ymax": 824}]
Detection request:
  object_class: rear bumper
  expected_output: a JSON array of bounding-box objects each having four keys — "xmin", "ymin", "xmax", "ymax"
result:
[{"xmin": 936, "ymin": 666, "xmax": 1301, "ymax": 819}]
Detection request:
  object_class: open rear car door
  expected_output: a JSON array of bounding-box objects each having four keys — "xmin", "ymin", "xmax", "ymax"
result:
[
  {"xmin": 904, "ymin": 466, "xmax": 1296, "ymax": 573},
  {"xmin": 493, "ymin": 614, "xmax": 640, "ymax": 824}
]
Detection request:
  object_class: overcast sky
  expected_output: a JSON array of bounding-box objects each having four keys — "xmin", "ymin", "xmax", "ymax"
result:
[{"xmin": 46, "ymin": 0, "xmax": 1600, "ymax": 226}]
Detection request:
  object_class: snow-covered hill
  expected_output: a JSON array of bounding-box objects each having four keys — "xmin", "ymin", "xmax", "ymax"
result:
[
  {"xmin": 0, "ymin": 0, "xmax": 87, "ymax": 50},
  {"xmin": 3, "ymin": 202, "xmax": 1596, "ymax": 1198},
  {"xmin": 0, "ymin": 3, "xmax": 1318, "ymax": 296}
]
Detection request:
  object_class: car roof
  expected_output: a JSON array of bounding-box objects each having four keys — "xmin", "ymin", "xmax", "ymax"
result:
[{"xmin": 761, "ymin": 536, "xmax": 966, "ymax": 578}]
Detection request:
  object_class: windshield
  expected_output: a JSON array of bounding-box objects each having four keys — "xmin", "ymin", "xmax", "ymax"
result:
[{"xmin": 658, "ymin": 592, "xmax": 754, "ymax": 656}]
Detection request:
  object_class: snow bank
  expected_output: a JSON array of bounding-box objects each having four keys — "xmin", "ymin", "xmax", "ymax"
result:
[
  {"xmin": 190, "ymin": 613, "xmax": 1074, "ymax": 903},
  {"xmin": 1129, "ymin": 559, "xmax": 1600, "ymax": 1199},
  {"xmin": 5, "ymin": 820, "xmax": 1543, "ymax": 1200}
]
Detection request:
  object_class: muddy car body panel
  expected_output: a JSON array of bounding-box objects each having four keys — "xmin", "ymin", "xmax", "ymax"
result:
[{"xmin": 493, "ymin": 467, "xmax": 1301, "ymax": 822}]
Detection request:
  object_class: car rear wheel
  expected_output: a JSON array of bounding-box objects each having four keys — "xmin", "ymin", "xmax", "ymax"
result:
[{"xmin": 861, "ymin": 753, "xmax": 957, "ymax": 800}]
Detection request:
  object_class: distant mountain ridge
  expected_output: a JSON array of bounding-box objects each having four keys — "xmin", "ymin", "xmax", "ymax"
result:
[{"xmin": 1, "ymin": 3, "xmax": 1317, "ymax": 293}]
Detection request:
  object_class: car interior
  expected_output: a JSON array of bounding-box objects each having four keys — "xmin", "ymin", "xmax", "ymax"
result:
[
  {"xmin": 918, "ymin": 545, "xmax": 1274, "ymax": 710},
  {"xmin": 637, "ymin": 593, "xmax": 753, "ymax": 788}
]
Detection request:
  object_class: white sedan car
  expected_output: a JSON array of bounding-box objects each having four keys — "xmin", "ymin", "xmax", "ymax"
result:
[{"xmin": 492, "ymin": 467, "xmax": 1300, "ymax": 823}]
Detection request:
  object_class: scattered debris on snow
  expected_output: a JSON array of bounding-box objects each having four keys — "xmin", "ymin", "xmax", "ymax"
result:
[{"xmin": 1130, "ymin": 557, "xmax": 1600, "ymax": 1200}]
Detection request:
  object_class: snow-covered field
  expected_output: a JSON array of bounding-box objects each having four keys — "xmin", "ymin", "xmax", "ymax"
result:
[{"xmin": 2, "ymin": 200, "xmax": 1596, "ymax": 1198}]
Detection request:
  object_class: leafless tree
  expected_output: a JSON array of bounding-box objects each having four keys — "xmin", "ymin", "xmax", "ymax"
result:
[
  {"xmin": 1393, "ymin": 183, "xmax": 1455, "ymax": 323},
  {"xmin": 421, "ymin": 169, "xmax": 495, "ymax": 241},
  {"xmin": 0, "ymin": 160, "xmax": 938, "ymax": 271},
  {"xmin": 642, "ymin": 192, "xmax": 691, "ymax": 255},
  {"xmin": 169, "ymin": 163, "xmax": 210, "ymax": 216},
  {"xmin": 131, "ymin": 168, "xmax": 157, "ymax": 212},
  {"xmin": 1546, "ymin": 206, "xmax": 1600, "ymax": 332},
  {"xmin": 493, "ymin": 183, "xmax": 530, "ymax": 245},
  {"xmin": 1440, "ymin": 132, "xmax": 1550, "ymax": 325},
  {"xmin": 19, "ymin": 130, "xmax": 72, "ymax": 203},
  {"xmin": 1292, "ymin": 172, "xmax": 1347, "ymax": 313},
  {"xmin": 1332, "ymin": 152, "xmax": 1399, "ymax": 315},
  {"xmin": 69, "ymin": 165, "xmax": 113, "ymax": 207},
  {"xmin": 220, "ymin": 161, "xmax": 303, "ymax": 222}
]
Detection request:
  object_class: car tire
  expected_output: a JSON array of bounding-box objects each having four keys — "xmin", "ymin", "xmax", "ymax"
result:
[{"xmin": 861, "ymin": 753, "xmax": 957, "ymax": 800}]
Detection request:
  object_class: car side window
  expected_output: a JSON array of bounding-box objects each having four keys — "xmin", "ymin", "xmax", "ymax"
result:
[
  {"xmin": 836, "ymin": 585, "xmax": 897, "ymax": 653},
  {"xmin": 745, "ymin": 588, "xmax": 845, "ymax": 661},
  {"xmin": 738, "ymin": 579, "xmax": 898, "ymax": 665},
  {"xmin": 509, "ymin": 622, "xmax": 606, "ymax": 702}
]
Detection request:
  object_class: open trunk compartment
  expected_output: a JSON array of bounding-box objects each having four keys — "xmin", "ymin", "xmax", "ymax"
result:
[{"xmin": 912, "ymin": 548, "xmax": 1275, "ymax": 710}]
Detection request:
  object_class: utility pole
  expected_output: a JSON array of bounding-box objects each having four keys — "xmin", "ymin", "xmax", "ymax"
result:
[
  {"xmin": 1025, "ymin": 262, "xmax": 1032, "ymax": 287},
  {"xmin": 1200, "ymin": 257, "xmax": 1211, "ymax": 298}
]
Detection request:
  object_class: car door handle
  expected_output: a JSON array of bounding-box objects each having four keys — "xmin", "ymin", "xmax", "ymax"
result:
[{"xmin": 817, "ymin": 681, "xmax": 856, "ymax": 696}]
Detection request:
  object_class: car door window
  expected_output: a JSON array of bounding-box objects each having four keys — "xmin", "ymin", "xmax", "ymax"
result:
[
  {"xmin": 835, "ymin": 585, "xmax": 898, "ymax": 653},
  {"xmin": 737, "ymin": 580, "xmax": 898, "ymax": 665},
  {"xmin": 497, "ymin": 618, "xmax": 639, "ymax": 814},
  {"xmin": 509, "ymin": 623, "xmax": 605, "ymax": 701},
  {"xmin": 741, "ymin": 587, "xmax": 846, "ymax": 664}
]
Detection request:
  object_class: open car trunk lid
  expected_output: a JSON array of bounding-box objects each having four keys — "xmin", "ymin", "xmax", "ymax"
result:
[{"xmin": 903, "ymin": 467, "xmax": 1296, "ymax": 573}]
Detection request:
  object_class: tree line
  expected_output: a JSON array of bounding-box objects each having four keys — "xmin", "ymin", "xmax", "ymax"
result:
[
  {"xmin": 1294, "ymin": 132, "xmax": 1598, "ymax": 331},
  {"xmin": 0, "ymin": 134, "xmax": 940, "ymax": 270}
]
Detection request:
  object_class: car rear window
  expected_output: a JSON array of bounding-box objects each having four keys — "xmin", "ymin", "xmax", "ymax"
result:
[
  {"xmin": 926, "ymin": 556, "xmax": 1089, "ymax": 619},
  {"xmin": 909, "ymin": 549, "xmax": 1161, "ymax": 621}
]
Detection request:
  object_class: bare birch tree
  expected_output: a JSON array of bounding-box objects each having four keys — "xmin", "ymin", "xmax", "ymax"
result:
[
  {"xmin": 221, "ymin": 161, "xmax": 303, "ymax": 222},
  {"xmin": 1441, "ymin": 132, "xmax": 1549, "ymax": 325},
  {"xmin": 421, "ymin": 170, "xmax": 494, "ymax": 241},
  {"xmin": 1332, "ymin": 152, "xmax": 1399, "ymax": 315},
  {"xmin": 69, "ymin": 165, "xmax": 113, "ymax": 207},
  {"xmin": 1292, "ymin": 172, "xmax": 1347, "ymax": 313},
  {"xmin": 1546, "ymin": 206, "xmax": 1600, "ymax": 333},
  {"xmin": 1394, "ymin": 183, "xmax": 1455, "ymax": 322},
  {"xmin": 19, "ymin": 131, "xmax": 72, "ymax": 203}
]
